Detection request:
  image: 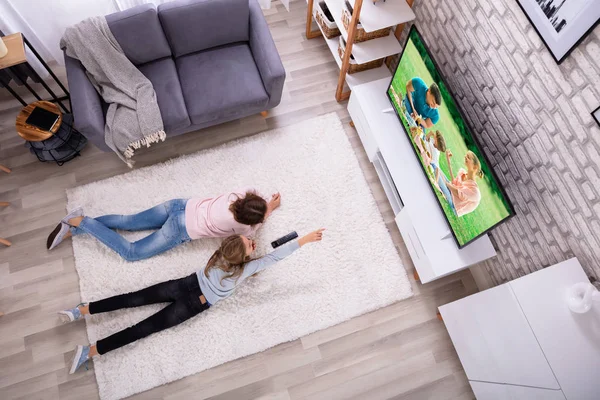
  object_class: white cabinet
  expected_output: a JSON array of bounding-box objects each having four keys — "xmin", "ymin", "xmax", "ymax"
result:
[
  {"xmin": 440, "ymin": 258, "xmax": 600, "ymax": 400},
  {"xmin": 470, "ymin": 382, "xmax": 566, "ymax": 400}
]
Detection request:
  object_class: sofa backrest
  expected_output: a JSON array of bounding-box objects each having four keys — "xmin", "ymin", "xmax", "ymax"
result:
[
  {"xmin": 106, "ymin": 4, "xmax": 171, "ymax": 65},
  {"xmin": 158, "ymin": 0, "xmax": 250, "ymax": 58}
]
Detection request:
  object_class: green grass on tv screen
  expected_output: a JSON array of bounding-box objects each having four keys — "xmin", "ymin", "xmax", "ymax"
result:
[{"xmin": 388, "ymin": 28, "xmax": 512, "ymax": 247}]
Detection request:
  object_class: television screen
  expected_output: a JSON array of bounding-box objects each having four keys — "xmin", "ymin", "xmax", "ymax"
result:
[{"xmin": 387, "ymin": 26, "xmax": 514, "ymax": 248}]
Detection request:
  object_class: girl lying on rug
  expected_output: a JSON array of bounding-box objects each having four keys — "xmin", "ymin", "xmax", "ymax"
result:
[
  {"xmin": 46, "ymin": 188, "xmax": 281, "ymax": 261},
  {"xmin": 59, "ymin": 228, "xmax": 325, "ymax": 374}
]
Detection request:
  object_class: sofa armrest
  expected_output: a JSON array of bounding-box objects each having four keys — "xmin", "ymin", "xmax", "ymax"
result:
[
  {"xmin": 64, "ymin": 52, "xmax": 110, "ymax": 152},
  {"xmin": 248, "ymin": 0, "xmax": 285, "ymax": 108}
]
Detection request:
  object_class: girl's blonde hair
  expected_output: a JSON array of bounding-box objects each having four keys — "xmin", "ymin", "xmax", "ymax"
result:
[
  {"xmin": 204, "ymin": 235, "xmax": 249, "ymax": 283},
  {"xmin": 466, "ymin": 151, "xmax": 484, "ymax": 179}
]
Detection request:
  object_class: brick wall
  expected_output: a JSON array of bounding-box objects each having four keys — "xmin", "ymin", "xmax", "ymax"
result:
[{"xmin": 392, "ymin": 0, "xmax": 600, "ymax": 284}]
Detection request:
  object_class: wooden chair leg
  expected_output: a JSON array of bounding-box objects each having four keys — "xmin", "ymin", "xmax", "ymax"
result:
[
  {"xmin": 0, "ymin": 238, "xmax": 11, "ymax": 247},
  {"xmin": 0, "ymin": 164, "xmax": 11, "ymax": 174},
  {"xmin": 413, "ymin": 269, "xmax": 420, "ymax": 282},
  {"xmin": 260, "ymin": 111, "xmax": 268, "ymax": 118},
  {"xmin": 0, "ymin": 202, "xmax": 9, "ymax": 207}
]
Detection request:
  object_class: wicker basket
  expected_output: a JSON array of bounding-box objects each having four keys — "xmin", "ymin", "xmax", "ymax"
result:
[
  {"xmin": 341, "ymin": 0, "xmax": 391, "ymax": 43},
  {"xmin": 338, "ymin": 37, "xmax": 384, "ymax": 74},
  {"xmin": 315, "ymin": 1, "xmax": 340, "ymax": 39}
]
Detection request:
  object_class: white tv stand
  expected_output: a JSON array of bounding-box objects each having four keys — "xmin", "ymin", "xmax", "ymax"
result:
[{"xmin": 348, "ymin": 78, "xmax": 496, "ymax": 283}]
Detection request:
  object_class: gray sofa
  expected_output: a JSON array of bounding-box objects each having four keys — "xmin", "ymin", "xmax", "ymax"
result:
[{"xmin": 64, "ymin": 0, "xmax": 285, "ymax": 152}]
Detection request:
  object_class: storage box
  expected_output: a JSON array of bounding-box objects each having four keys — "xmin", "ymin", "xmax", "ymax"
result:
[
  {"xmin": 341, "ymin": 0, "xmax": 391, "ymax": 43},
  {"xmin": 338, "ymin": 36, "xmax": 384, "ymax": 74},
  {"xmin": 315, "ymin": 1, "xmax": 340, "ymax": 39}
]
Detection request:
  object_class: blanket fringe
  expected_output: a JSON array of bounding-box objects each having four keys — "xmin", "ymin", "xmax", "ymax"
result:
[{"xmin": 123, "ymin": 130, "xmax": 167, "ymax": 159}]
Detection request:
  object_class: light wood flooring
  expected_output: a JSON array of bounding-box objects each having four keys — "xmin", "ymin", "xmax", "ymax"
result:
[{"xmin": 0, "ymin": 1, "xmax": 478, "ymax": 399}]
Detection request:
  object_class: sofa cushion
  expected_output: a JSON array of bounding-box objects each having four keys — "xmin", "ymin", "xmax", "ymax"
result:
[
  {"xmin": 106, "ymin": 4, "xmax": 171, "ymax": 65},
  {"xmin": 138, "ymin": 58, "xmax": 190, "ymax": 133},
  {"xmin": 158, "ymin": 0, "xmax": 249, "ymax": 57},
  {"xmin": 176, "ymin": 44, "xmax": 268, "ymax": 125}
]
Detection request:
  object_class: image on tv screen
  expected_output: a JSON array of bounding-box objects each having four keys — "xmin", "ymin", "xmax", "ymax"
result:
[{"xmin": 387, "ymin": 26, "xmax": 514, "ymax": 248}]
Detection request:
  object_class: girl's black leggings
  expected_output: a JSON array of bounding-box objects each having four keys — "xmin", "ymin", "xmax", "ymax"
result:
[{"xmin": 89, "ymin": 273, "xmax": 209, "ymax": 355}]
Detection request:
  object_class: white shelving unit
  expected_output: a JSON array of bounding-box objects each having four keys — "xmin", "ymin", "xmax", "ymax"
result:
[{"xmin": 305, "ymin": 0, "xmax": 415, "ymax": 100}]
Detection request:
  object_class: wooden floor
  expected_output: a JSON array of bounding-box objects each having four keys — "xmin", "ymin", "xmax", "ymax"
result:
[{"xmin": 0, "ymin": 1, "xmax": 477, "ymax": 399}]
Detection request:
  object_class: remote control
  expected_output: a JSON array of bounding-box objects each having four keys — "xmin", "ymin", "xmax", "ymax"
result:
[{"xmin": 271, "ymin": 231, "xmax": 298, "ymax": 248}]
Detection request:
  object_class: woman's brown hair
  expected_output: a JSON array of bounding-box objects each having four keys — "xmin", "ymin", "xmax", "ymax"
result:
[
  {"xmin": 229, "ymin": 191, "xmax": 267, "ymax": 226},
  {"xmin": 204, "ymin": 235, "xmax": 249, "ymax": 283}
]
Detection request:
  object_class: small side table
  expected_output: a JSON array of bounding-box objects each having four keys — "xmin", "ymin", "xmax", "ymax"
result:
[{"xmin": 16, "ymin": 101, "xmax": 87, "ymax": 166}]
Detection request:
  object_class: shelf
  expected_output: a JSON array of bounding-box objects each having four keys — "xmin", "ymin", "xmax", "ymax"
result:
[
  {"xmin": 324, "ymin": 0, "xmax": 402, "ymax": 64},
  {"xmin": 348, "ymin": 0, "xmax": 415, "ymax": 33},
  {"xmin": 311, "ymin": 15, "xmax": 391, "ymax": 89}
]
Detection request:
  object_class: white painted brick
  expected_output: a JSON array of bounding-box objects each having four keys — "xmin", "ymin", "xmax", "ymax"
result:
[
  {"xmin": 526, "ymin": 27, "xmax": 543, "ymax": 51},
  {"xmin": 581, "ymin": 86, "xmax": 599, "ymax": 109},
  {"xmin": 490, "ymin": 14, "xmax": 516, "ymax": 52},
  {"xmin": 581, "ymin": 181, "xmax": 597, "ymax": 202},
  {"xmin": 564, "ymin": 172, "xmax": 593, "ymax": 217},
  {"xmin": 476, "ymin": 11, "xmax": 501, "ymax": 48},
  {"xmin": 498, "ymin": 47, "xmax": 523, "ymax": 86},
  {"xmin": 594, "ymin": 203, "xmax": 600, "ymax": 218},
  {"xmin": 524, "ymin": 104, "xmax": 541, "ymax": 127},
  {"xmin": 586, "ymin": 144, "xmax": 600, "ymax": 169},
  {"xmin": 436, "ymin": 7, "xmax": 447, "ymax": 24},
  {"xmin": 558, "ymin": 184, "xmax": 578, "ymax": 213},
  {"xmin": 572, "ymin": 48, "xmax": 600, "ymax": 84},
  {"xmin": 562, "ymin": 212, "xmax": 581, "ymax": 239},
  {"xmin": 570, "ymin": 94, "xmax": 594, "ymax": 125},
  {"xmin": 574, "ymin": 213, "xmax": 600, "ymax": 249},
  {"xmin": 454, "ymin": 1, "xmax": 472, "ymax": 28},
  {"xmin": 570, "ymin": 69, "xmax": 586, "ymax": 87},
  {"xmin": 479, "ymin": 0, "xmax": 493, "ymax": 16},
  {"xmin": 584, "ymin": 166, "xmax": 600, "ymax": 190},
  {"xmin": 553, "ymin": 112, "xmax": 573, "ymax": 141},
  {"xmin": 492, "ymin": 0, "xmax": 506, "ymax": 15},
  {"xmin": 475, "ymin": 26, "xmax": 491, "ymax": 50},
  {"xmin": 551, "ymin": 152, "xmax": 566, "ymax": 171},
  {"xmin": 570, "ymin": 141, "xmax": 588, "ymax": 168},
  {"xmin": 526, "ymin": 74, "xmax": 555, "ymax": 112},
  {"xmin": 512, "ymin": 51, "xmax": 530, "ymax": 76},
  {"xmin": 505, "ymin": 15, "xmax": 531, "ymax": 54},
  {"xmin": 553, "ymin": 135, "xmax": 582, "ymax": 179},
  {"xmin": 510, "ymin": 86, "xmax": 526, "ymax": 106},
  {"xmin": 540, "ymin": 112, "xmax": 557, "ymax": 135},
  {"xmin": 530, "ymin": 55, "xmax": 560, "ymax": 97},
  {"xmin": 551, "ymin": 225, "xmax": 569, "ymax": 249},
  {"xmin": 464, "ymin": 29, "xmax": 487, "ymax": 56},
  {"xmin": 585, "ymin": 40, "xmax": 600, "ymax": 68}
]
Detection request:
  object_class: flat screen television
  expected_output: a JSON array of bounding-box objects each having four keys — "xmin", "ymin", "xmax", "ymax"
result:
[{"xmin": 387, "ymin": 26, "xmax": 515, "ymax": 249}]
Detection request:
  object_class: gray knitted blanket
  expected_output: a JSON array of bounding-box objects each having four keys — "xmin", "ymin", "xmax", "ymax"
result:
[{"xmin": 60, "ymin": 16, "xmax": 165, "ymax": 166}]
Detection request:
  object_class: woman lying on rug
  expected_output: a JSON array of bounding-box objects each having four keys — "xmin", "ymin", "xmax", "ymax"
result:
[
  {"xmin": 46, "ymin": 188, "xmax": 281, "ymax": 261},
  {"xmin": 59, "ymin": 228, "xmax": 325, "ymax": 374}
]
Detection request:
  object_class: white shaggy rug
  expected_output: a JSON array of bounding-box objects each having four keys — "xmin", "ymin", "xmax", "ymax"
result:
[{"xmin": 67, "ymin": 113, "xmax": 412, "ymax": 400}]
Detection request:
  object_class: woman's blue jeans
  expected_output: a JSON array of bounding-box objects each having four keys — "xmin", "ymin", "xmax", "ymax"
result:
[{"xmin": 72, "ymin": 199, "xmax": 191, "ymax": 261}]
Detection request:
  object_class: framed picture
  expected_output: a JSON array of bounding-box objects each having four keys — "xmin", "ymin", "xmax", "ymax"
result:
[
  {"xmin": 515, "ymin": 0, "xmax": 600, "ymax": 64},
  {"xmin": 593, "ymin": 106, "xmax": 600, "ymax": 127}
]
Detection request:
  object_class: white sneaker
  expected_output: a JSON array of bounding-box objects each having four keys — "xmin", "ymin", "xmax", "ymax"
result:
[
  {"xmin": 62, "ymin": 207, "xmax": 83, "ymax": 225},
  {"xmin": 46, "ymin": 222, "xmax": 70, "ymax": 250}
]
